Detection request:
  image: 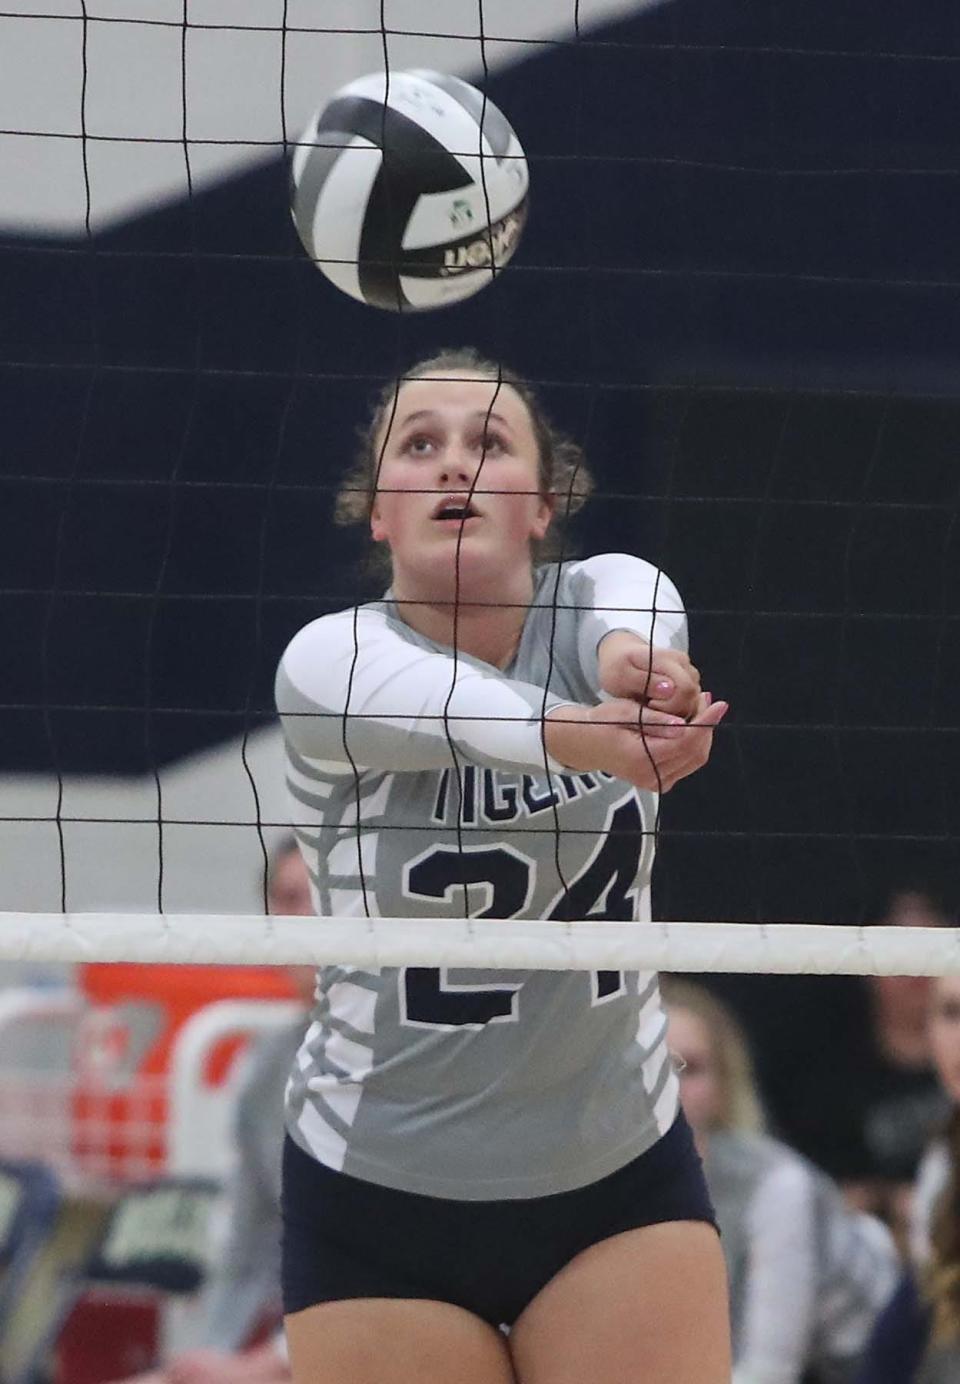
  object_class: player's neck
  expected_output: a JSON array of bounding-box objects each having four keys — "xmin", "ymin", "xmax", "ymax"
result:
[{"xmin": 391, "ymin": 570, "xmax": 534, "ymax": 670}]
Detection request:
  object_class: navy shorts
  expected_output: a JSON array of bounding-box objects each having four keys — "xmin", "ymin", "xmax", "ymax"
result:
[{"xmin": 281, "ymin": 1109, "xmax": 716, "ymax": 1330}]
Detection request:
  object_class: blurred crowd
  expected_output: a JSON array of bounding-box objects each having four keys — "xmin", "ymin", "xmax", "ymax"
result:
[{"xmin": 1, "ymin": 852, "xmax": 957, "ymax": 1384}]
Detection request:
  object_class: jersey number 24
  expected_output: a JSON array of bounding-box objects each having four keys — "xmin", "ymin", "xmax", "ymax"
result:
[{"xmin": 402, "ymin": 797, "xmax": 643, "ymax": 1028}]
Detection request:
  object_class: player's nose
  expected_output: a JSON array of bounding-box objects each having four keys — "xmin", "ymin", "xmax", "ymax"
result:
[{"xmin": 438, "ymin": 448, "xmax": 477, "ymax": 487}]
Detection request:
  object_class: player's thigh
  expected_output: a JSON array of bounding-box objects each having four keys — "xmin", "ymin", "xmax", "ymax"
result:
[
  {"xmin": 509, "ymin": 1220, "xmax": 730, "ymax": 1384},
  {"xmin": 285, "ymin": 1297, "xmax": 516, "ymax": 1384}
]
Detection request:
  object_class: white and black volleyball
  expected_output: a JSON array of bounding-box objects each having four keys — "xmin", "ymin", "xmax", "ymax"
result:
[{"xmin": 290, "ymin": 69, "xmax": 529, "ymax": 312}]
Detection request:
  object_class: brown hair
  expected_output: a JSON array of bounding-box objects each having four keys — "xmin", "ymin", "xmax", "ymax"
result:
[
  {"xmin": 659, "ymin": 978, "xmax": 766, "ymax": 1135},
  {"xmin": 926, "ymin": 1109, "xmax": 960, "ymax": 1344},
  {"xmin": 334, "ymin": 347, "xmax": 594, "ymax": 578}
]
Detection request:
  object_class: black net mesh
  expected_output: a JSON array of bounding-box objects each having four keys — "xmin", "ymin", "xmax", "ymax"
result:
[{"xmin": 1, "ymin": 1, "xmax": 957, "ymax": 922}]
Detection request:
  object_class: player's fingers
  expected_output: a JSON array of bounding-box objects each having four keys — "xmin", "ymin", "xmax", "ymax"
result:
[
  {"xmin": 636, "ymin": 707, "xmax": 689, "ymax": 739},
  {"xmin": 689, "ymin": 698, "xmax": 729, "ymax": 727},
  {"xmin": 616, "ymin": 698, "xmax": 727, "ymax": 788},
  {"xmin": 646, "ymin": 690, "xmax": 701, "ymax": 721},
  {"xmin": 631, "ymin": 649, "xmax": 699, "ymax": 687},
  {"xmin": 633, "ymin": 662, "xmax": 674, "ymax": 700},
  {"xmin": 629, "ymin": 647, "xmax": 696, "ymax": 673},
  {"xmin": 670, "ymin": 701, "xmax": 729, "ymax": 774},
  {"xmin": 641, "ymin": 659, "xmax": 701, "ymax": 720},
  {"xmin": 591, "ymin": 699, "xmax": 685, "ymax": 735},
  {"xmin": 648, "ymin": 699, "xmax": 728, "ymax": 777}
]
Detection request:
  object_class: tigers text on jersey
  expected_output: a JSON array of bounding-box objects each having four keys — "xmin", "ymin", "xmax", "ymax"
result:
[{"xmin": 275, "ymin": 554, "xmax": 686, "ymax": 1199}]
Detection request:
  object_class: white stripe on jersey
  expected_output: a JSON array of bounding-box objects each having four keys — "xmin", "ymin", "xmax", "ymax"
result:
[
  {"xmin": 654, "ymin": 1067, "xmax": 681, "ymax": 1134},
  {"xmin": 327, "ymin": 833, "xmax": 378, "ymax": 879},
  {"xmin": 351, "ymin": 774, "xmax": 394, "ymax": 823},
  {"xmin": 298, "ymin": 1098, "xmax": 349, "ymax": 1170},
  {"xmin": 329, "ymin": 887, "xmax": 379, "ymax": 917},
  {"xmin": 323, "ymin": 1028, "xmax": 373, "ymax": 1081},
  {"xmin": 326, "ymin": 979, "xmax": 378, "ymax": 1036},
  {"xmin": 636, "ymin": 993, "xmax": 667, "ymax": 1056},
  {"xmin": 315, "ymin": 1077, "xmax": 364, "ymax": 1128},
  {"xmin": 286, "ymin": 762, "xmax": 335, "ymax": 799},
  {"xmin": 641, "ymin": 1044, "xmax": 672, "ymax": 1097}
]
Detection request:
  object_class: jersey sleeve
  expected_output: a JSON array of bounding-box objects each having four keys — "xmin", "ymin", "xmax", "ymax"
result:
[
  {"xmin": 565, "ymin": 553, "xmax": 688, "ymax": 696},
  {"xmin": 276, "ymin": 606, "xmax": 572, "ymax": 774}
]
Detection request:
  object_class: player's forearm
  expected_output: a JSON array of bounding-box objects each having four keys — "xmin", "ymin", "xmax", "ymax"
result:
[
  {"xmin": 278, "ymin": 641, "xmax": 570, "ymax": 774},
  {"xmin": 545, "ymin": 697, "xmax": 726, "ymax": 791},
  {"xmin": 570, "ymin": 553, "xmax": 688, "ymax": 693},
  {"xmin": 542, "ymin": 703, "xmax": 607, "ymax": 773},
  {"xmin": 544, "ymin": 702, "xmax": 653, "ymax": 779}
]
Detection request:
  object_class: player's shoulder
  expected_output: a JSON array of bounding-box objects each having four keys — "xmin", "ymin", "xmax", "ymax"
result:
[
  {"xmin": 279, "ymin": 600, "xmax": 397, "ymax": 664},
  {"xmin": 544, "ymin": 554, "xmax": 684, "ymax": 615},
  {"xmin": 562, "ymin": 551, "xmax": 681, "ymax": 587}
]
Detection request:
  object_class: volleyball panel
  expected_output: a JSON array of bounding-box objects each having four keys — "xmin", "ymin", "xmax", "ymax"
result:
[
  {"xmin": 337, "ymin": 69, "xmax": 510, "ymax": 180},
  {"xmin": 401, "ymin": 144, "xmax": 528, "ymax": 253},
  {"xmin": 303, "ymin": 135, "xmax": 382, "ymax": 305},
  {"xmin": 394, "ymin": 201, "xmax": 527, "ymax": 307},
  {"xmin": 406, "ymin": 69, "xmax": 518, "ymax": 162}
]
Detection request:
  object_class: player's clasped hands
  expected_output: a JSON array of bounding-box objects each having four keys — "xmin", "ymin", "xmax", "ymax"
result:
[
  {"xmin": 546, "ymin": 633, "xmax": 728, "ymax": 793},
  {"xmin": 596, "ymin": 630, "xmax": 702, "ymax": 720}
]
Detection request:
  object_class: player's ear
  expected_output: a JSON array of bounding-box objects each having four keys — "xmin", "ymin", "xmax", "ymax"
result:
[
  {"xmin": 531, "ymin": 490, "xmax": 555, "ymax": 542},
  {"xmin": 370, "ymin": 498, "xmax": 387, "ymax": 543}
]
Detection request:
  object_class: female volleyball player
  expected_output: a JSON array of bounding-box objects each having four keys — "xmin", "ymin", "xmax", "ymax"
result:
[{"xmin": 275, "ymin": 349, "xmax": 731, "ymax": 1384}]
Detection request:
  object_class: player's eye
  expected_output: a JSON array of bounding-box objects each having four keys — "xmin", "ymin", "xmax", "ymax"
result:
[
  {"xmin": 402, "ymin": 433, "xmax": 438, "ymax": 456},
  {"xmin": 472, "ymin": 430, "xmax": 507, "ymax": 454}
]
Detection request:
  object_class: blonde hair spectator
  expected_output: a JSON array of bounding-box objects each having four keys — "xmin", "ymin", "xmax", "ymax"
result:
[{"xmin": 660, "ymin": 977, "xmax": 765, "ymax": 1137}]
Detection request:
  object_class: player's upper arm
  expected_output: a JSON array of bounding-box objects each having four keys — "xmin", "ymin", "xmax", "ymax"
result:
[
  {"xmin": 275, "ymin": 606, "xmax": 570, "ymax": 773},
  {"xmin": 567, "ymin": 553, "xmax": 688, "ymax": 694}
]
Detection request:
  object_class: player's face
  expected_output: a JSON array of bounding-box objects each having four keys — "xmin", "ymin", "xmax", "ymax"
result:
[
  {"xmin": 369, "ymin": 373, "xmax": 554, "ymax": 590},
  {"xmin": 668, "ymin": 1006, "xmax": 723, "ymax": 1135},
  {"xmin": 928, "ymin": 976, "xmax": 960, "ymax": 1104}
]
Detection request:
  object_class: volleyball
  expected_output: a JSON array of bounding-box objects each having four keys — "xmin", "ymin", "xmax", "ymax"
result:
[{"xmin": 289, "ymin": 69, "xmax": 529, "ymax": 312}]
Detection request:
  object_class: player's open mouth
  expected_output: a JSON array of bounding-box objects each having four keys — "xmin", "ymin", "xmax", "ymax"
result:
[{"xmin": 431, "ymin": 495, "xmax": 482, "ymax": 523}]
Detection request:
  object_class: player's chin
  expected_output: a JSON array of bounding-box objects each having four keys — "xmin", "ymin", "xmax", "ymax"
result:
[
  {"xmin": 458, "ymin": 542, "xmax": 531, "ymax": 579},
  {"xmin": 409, "ymin": 541, "xmax": 483, "ymax": 586},
  {"xmin": 435, "ymin": 530, "xmax": 495, "ymax": 564}
]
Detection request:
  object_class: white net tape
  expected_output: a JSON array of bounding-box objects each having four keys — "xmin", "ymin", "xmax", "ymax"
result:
[{"xmin": 1, "ymin": 914, "xmax": 958, "ymax": 976}]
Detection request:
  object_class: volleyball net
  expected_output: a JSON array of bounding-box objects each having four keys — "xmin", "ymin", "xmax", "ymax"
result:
[
  {"xmin": 1, "ymin": 2, "xmax": 957, "ymax": 964},
  {"xmin": 1, "ymin": 913, "xmax": 959, "ymax": 976},
  {"xmin": 0, "ymin": 7, "xmax": 958, "ymax": 1298}
]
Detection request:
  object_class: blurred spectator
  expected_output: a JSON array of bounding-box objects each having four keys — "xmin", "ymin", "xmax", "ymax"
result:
[
  {"xmin": 664, "ymin": 978, "xmax": 899, "ymax": 1384},
  {"xmin": 855, "ymin": 972, "xmax": 960, "ymax": 1384},
  {"xmin": 707, "ymin": 885, "xmax": 954, "ymax": 1234},
  {"xmin": 782, "ymin": 888, "xmax": 950, "ymax": 1233},
  {"xmin": 112, "ymin": 836, "xmax": 313, "ymax": 1384}
]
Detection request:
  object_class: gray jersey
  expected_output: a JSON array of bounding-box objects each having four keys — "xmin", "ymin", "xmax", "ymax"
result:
[{"xmin": 275, "ymin": 554, "xmax": 686, "ymax": 1199}]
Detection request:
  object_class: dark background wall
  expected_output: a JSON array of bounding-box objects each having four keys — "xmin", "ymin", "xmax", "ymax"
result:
[{"xmin": 2, "ymin": 0, "xmax": 958, "ymax": 923}]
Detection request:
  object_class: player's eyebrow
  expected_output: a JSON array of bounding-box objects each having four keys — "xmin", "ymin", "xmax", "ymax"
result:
[
  {"xmin": 470, "ymin": 410, "xmax": 512, "ymax": 430},
  {"xmin": 398, "ymin": 409, "xmax": 513, "ymax": 430}
]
